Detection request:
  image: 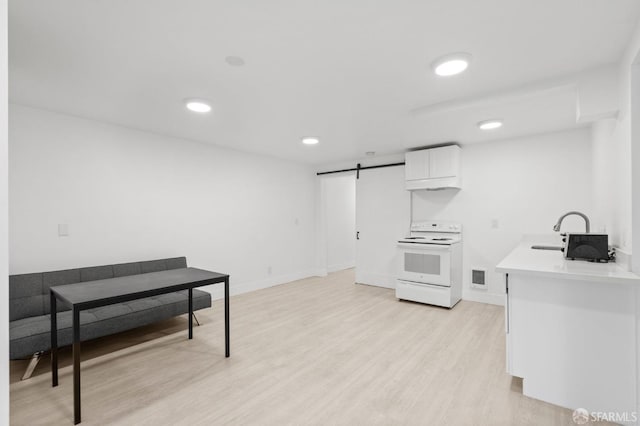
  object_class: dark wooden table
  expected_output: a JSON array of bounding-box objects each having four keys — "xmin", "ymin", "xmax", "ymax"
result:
[{"xmin": 50, "ymin": 267, "xmax": 230, "ymax": 424}]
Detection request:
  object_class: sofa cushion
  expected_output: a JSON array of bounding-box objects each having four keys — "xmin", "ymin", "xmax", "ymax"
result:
[
  {"xmin": 9, "ymin": 274, "xmax": 44, "ymax": 321},
  {"xmin": 9, "ymin": 289, "xmax": 212, "ymax": 359},
  {"xmin": 10, "ymin": 295, "xmax": 46, "ymax": 322},
  {"xmin": 43, "ymin": 268, "xmax": 81, "ymax": 290},
  {"xmin": 140, "ymin": 260, "xmax": 167, "ymax": 274},
  {"xmin": 80, "ymin": 265, "xmax": 114, "ymax": 282},
  {"xmin": 9, "ymin": 273, "xmax": 43, "ymax": 299},
  {"xmin": 113, "ymin": 262, "xmax": 141, "ymax": 278},
  {"xmin": 166, "ymin": 257, "xmax": 187, "ymax": 270}
]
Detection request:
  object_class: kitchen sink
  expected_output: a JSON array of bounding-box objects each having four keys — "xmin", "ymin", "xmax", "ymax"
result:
[{"xmin": 531, "ymin": 245, "xmax": 563, "ymax": 251}]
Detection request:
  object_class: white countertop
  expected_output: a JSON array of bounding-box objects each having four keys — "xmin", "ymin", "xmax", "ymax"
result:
[{"xmin": 496, "ymin": 236, "xmax": 640, "ymax": 285}]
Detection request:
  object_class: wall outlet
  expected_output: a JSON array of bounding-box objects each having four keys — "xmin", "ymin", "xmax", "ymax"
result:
[
  {"xmin": 491, "ymin": 219, "xmax": 499, "ymax": 229},
  {"xmin": 58, "ymin": 224, "xmax": 69, "ymax": 237}
]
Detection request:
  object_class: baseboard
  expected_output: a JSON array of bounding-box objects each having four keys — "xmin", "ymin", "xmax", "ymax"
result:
[
  {"xmin": 312, "ymin": 268, "xmax": 328, "ymax": 277},
  {"xmin": 202, "ymin": 269, "xmax": 317, "ymax": 300},
  {"xmin": 327, "ymin": 261, "xmax": 355, "ymax": 273},
  {"xmin": 200, "ymin": 269, "xmax": 503, "ymax": 305},
  {"xmin": 355, "ymin": 272, "xmax": 395, "ymax": 289},
  {"xmin": 462, "ymin": 289, "xmax": 505, "ymax": 306}
]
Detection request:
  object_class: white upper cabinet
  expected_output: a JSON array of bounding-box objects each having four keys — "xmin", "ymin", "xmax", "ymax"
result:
[
  {"xmin": 429, "ymin": 146, "xmax": 459, "ymax": 178},
  {"xmin": 404, "ymin": 150, "xmax": 430, "ymax": 181},
  {"xmin": 405, "ymin": 145, "xmax": 461, "ymax": 190}
]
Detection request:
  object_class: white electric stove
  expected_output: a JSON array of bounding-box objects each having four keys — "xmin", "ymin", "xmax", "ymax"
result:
[{"xmin": 396, "ymin": 221, "xmax": 462, "ymax": 308}]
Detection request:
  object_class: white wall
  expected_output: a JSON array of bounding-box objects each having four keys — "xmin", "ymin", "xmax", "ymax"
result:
[
  {"xmin": 591, "ymin": 16, "xmax": 640, "ymax": 261},
  {"xmin": 1, "ymin": 0, "xmax": 9, "ymax": 422},
  {"xmin": 412, "ymin": 128, "xmax": 593, "ymax": 304},
  {"xmin": 9, "ymin": 104, "xmax": 317, "ymax": 297},
  {"xmin": 322, "ymin": 174, "xmax": 356, "ymax": 272},
  {"xmin": 587, "ymin": 20, "xmax": 640, "ymax": 416},
  {"xmin": 622, "ymin": 16, "xmax": 640, "ymax": 420},
  {"xmin": 591, "ymin": 118, "xmax": 620, "ymax": 236},
  {"xmin": 633, "ymin": 61, "xmax": 640, "ymax": 273}
]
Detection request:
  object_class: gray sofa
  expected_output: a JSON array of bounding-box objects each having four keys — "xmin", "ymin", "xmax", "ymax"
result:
[{"xmin": 9, "ymin": 256, "xmax": 211, "ymax": 378}]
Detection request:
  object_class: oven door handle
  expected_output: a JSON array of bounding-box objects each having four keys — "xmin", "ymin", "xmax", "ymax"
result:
[{"xmin": 397, "ymin": 243, "xmax": 452, "ymax": 250}]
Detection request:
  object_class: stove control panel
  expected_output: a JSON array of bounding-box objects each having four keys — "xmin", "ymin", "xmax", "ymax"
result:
[{"xmin": 410, "ymin": 221, "xmax": 462, "ymax": 233}]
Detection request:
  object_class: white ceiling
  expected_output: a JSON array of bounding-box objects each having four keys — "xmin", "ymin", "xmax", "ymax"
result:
[{"xmin": 9, "ymin": 0, "xmax": 640, "ymax": 165}]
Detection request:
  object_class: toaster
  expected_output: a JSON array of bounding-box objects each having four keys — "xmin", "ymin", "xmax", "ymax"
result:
[{"xmin": 563, "ymin": 233, "xmax": 609, "ymax": 262}]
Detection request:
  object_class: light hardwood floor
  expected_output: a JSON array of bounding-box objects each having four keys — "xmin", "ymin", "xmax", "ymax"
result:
[{"xmin": 10, "ymin": 269, "xmax": 597, "ymax": 425}]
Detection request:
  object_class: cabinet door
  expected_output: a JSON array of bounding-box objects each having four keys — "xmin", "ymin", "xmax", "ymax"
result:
[
  {"xmin": 429, "ymin": 146, "xmax": 459, "ymax": 178},
  {"xmin": 405, "ymin": 150, "xmax": 429, "ymax": 181}
]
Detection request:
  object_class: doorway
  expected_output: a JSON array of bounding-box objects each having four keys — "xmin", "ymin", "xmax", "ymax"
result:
[
  {"xmin": 320, "ymin": 173, "xmax": 356, "ymax": 273},
  {"xmin": 317, "ymin": 164, "xmax": 409, "ymax": 286}
]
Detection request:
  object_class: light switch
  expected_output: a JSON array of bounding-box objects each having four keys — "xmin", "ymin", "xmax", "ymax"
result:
[
  {"xmin": 491, "ymin": 219, "xmax": 499, "ymax": 229},
  {"xmin": 58, "ymin": 224, "xmax": 69, "ymax": 237}
]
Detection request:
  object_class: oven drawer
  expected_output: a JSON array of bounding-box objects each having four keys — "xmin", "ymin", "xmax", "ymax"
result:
[{"xmin": 396, "ymin": 279, "xmax": 454, "ymax": 308}]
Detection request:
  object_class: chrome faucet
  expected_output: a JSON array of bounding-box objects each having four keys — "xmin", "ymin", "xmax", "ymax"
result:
[{"xmin": 553, "ymin": 211, "xmax": 590, "ymax": 233}]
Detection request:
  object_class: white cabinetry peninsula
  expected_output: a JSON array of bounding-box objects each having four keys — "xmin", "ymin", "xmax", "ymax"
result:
[{"xmin": 496, "ymin": 240, "xmax": 640, "ymax": 425}]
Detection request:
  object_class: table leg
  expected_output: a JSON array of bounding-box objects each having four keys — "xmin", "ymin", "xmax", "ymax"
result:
[
  {"xmin": 188, "ymin": 288, "xmax": 193, "ymax": 340},
  {"xmin": 225, "ymin": 276, "xmax": 230, "ymax": 358},
  {"xmin": 73, "ymin": 307, "xmax": 81, "ymax": 425},
  {"xmin": 50, "ymin": 291, "xmax": 58, "ymax": 387}
]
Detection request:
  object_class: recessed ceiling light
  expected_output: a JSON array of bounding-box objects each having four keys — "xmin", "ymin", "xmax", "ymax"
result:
[
  {"xmin": 432, "ymin": 53, "xmax": 471, "ymax": 77},
  {"xmin": 225, "ymin": 56, "xmax": 245, "ymax": 66},
  {"xmin": 478, "ymin": 119, "xmax": 503, "ymax": 130},
  {"xmin": 185, "ymin": 99, "xmax": 212, "ymax": 113},
  {"xmin": 302, "ymin": 137, "xmax": 319, "ymax": 145},
  {"xmin": 365, "ymin": 151, "xmax": 376, "ymax": 156}
]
